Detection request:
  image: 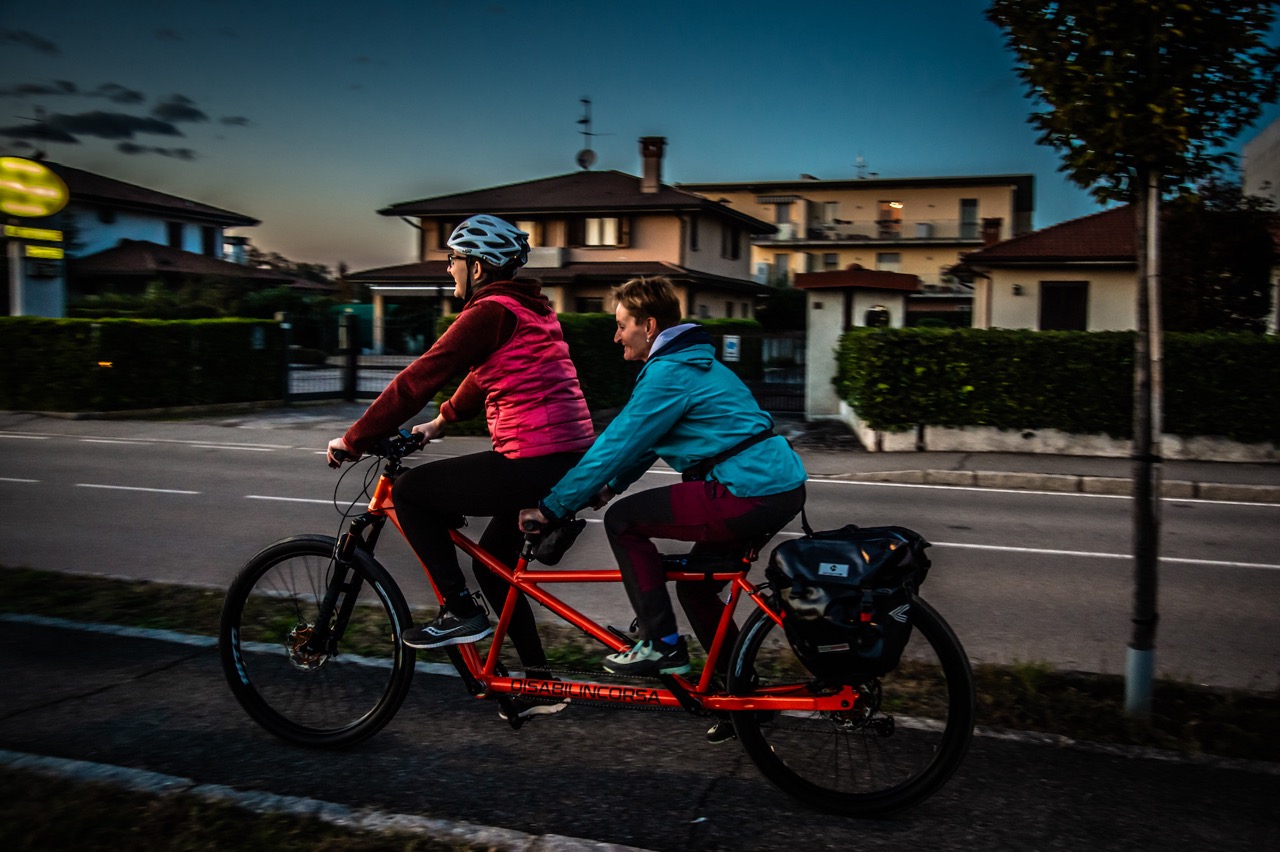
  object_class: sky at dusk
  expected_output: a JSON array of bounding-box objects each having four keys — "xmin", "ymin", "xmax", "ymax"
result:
[{"xmin": 3, "ymin": 0, "xmax": 1279, "ymax": 273}]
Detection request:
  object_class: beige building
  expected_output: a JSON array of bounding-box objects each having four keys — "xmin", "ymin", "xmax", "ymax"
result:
[
  {"xmin": 957, "ymin": 206, "xmax": 1138, "ymax": 331},
  {"xmin": 348, "ymin": 138, "xmax": 773, "ymax": 352},
  {"xmin": 676, "ymin": 174, "xmax": 1034, "ymax": 293}
]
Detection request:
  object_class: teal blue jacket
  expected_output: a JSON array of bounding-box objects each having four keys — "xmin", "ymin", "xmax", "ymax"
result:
[{"xmin": 540, "ymin": 327, "xmax": 807, "ymax": 520}]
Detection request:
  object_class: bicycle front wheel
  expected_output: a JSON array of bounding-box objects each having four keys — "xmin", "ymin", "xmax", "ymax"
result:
[
  {"xmin": 728, "ymin": 596, "xmax": 974, "ymax": 816},
  {"xmin": 219, "ymin": 535, "xmax": 416, "ymax": 747}
]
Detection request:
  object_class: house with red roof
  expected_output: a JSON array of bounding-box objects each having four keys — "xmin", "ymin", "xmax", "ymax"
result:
[
  {"xmin": 346, "ymin": 137, "xmax": 774, "ymax": 353},
  {"xmin": 956, "ymin": 205, "xmax": 1138, "ymax": 331}
]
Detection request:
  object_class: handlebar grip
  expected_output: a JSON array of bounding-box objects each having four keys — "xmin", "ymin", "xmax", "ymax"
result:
[
  {"xmin": 521, "ymin": 519, "xmax": 544, "ymax": 533},
  {"xmin": 329, "ymin": 448, "xmax": 355, "ymax": 469}
]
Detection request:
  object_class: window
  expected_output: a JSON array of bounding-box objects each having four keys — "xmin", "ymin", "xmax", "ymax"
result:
[
  {"xmin": 775, "ymin": 202, "xmax": 792, "ymax": 224},
  {"xmin": 97, "ymin": 207, "xmax": 116, "ymax": 224},
  {"xmin": 698, "ymin": 304, "xmax": 710, "ymax": 319},
  {"xmin": 201, "ymin": 226, "xmax": 217, "ymax": 256},
  {"xmin": 960, "ymin": 199, "xmax": 979, "ymax": 239},
  {"xmin": 516, "ymin": 220, "xmax": 540, "ymax": 247},
  {"xmin": 575, "ymin": 296, "xmax": 605, "ymax": 313},
  {"xmin": 571, "ymin": 216, "xmax": 628, "ymax": 247},
  {"xmin": 725, "ymin": 301, "xmax": 735, "ymax": 318},
  {"xmin": 877, "ymin": 201, "xmax": 903, "ymax": 238},
  {"xmin": 721, "ymin": 225, "xmax": 742, "ymax": 260},
  {"xmin": 437, "ymin": 220, "xmax": 456, "ymax": 251},
  {"xmin": 822, "ymin": 201, "xmax": 838, "ymax": 224},
  {"xmin": 875, "ymin": 252, "xmax": 901, "ymax": 272},
  {"xmin": 1039, "ymin": 281, "xmax": 1088, "ymax": 330},
  {"xmin": 774, "ymin": 253, "xmax": 790, "ymax": 283},
  {"xmin": 689, "ymin": 214, "xmax": 699, "ymax": 251},
  {"xmin": 822, "ymin": 252, "xmax": 839, "ymax": 270},
  {"xmin": 586, "ymin": 217, "xmax": 617, "ymax": 246},
  {"xmin": 166, "ymin": 221, "xmax": 184, "ymax": 249}
]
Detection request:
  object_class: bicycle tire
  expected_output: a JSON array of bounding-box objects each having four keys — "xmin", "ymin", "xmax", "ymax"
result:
[
  {"xmin": 728, "ymin": 595, "xmax": 974, "ymax": 816},
  {"xmin": 219, "ymin": 534, "xmax": 416, "ymax": 747}
]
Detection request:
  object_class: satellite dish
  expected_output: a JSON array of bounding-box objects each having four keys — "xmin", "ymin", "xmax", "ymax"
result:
[{"xmin": 576, "ymin": 148, "xmax": 596, "ymax": 170}]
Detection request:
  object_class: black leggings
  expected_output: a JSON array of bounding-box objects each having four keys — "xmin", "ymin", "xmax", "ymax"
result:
[{"xmin": 392, "ymin": 449, "xmax": 585, "ymax": 672}]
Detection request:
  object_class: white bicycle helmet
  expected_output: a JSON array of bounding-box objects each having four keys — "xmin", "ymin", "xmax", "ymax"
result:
[{"xmin": 447, "ymin": 215, "xmax": 530, "ymax": 268}]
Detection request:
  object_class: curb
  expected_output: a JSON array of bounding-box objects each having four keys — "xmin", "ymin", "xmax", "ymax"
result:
[
  {"xmin": 824, "ymin": 470, "xmax": 1280, "ymax": 503},
  {"xmin": 0, "ymin": 749, "xmax": 653, "ymax": 852}
]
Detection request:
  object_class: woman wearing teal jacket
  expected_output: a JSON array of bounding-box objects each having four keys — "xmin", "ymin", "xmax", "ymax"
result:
[{"xmin": 520, "ymin": 276, "xmax": 807, "ymax": 685}]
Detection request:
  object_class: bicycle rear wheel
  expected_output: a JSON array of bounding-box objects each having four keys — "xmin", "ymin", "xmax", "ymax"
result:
[
  {"xmin": 728, "ymin": 596, "xmax": 974, "ymax": 816},
  {"xmin": 219, "ymin": 535, "xmax": 416, "ymax": 747}
]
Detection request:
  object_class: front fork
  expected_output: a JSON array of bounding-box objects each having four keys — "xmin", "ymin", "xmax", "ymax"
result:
[{"xmin": 303, "ymin": 513, "xmax": 386, "ymax": 656}]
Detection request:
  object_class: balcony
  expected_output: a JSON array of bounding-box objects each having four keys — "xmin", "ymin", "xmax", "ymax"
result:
[{"xmin": 758, "ymin": 219, "xmax": 988, "ymax": 244}]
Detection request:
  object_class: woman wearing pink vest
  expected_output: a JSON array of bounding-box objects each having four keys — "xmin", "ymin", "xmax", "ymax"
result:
[{"xmin": 327, "ymin": 216, "xmax": 593, "ymax": 717}]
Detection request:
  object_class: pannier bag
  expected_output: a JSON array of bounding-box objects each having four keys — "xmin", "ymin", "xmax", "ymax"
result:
[{"xmin": 765, "ymin": 524, "xmax": 931, "ymax": 684}]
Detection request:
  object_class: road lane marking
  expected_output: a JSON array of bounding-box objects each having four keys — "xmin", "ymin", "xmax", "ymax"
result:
[
  {"xmin": 808, "ymin": 478, "xmax": 1279, "ymax": 508},
  {"xmin": 0, "ymin": 434, "xmax": 49, "ymax": 440},
  {"xmin": 193, "ymin": 445, "xmax": 275, "ymax": 452},
  {"xmin": 76, "ymin": 483, "xmax": 200, "ymax": 495},
  {"xmin": 927, "ymin": 541, "xmax": 1280, "ymax": 571},
  {"xmin": 0, "ymin": 477, "xmax": 38, "ymax": 483},
  {"xmin": 246, "ymin": 495, "xmax": 332, "ymax": 504},
  {"xmin": 81, "ymin": 438, "xmax": 147, "ymax": 445}
]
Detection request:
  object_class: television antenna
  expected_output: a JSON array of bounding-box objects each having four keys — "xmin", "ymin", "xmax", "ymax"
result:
[{"xmin": 575, "ymin": 97, "xmax": 612, "ymax": 170}]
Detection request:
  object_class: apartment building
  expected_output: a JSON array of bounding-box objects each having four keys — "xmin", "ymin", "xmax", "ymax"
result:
[{"xmin": 676, "ymin": 174, "xmax": 1034, "ymax": 295}]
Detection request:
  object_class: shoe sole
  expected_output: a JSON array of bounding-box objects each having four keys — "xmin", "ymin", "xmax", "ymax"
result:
[
  {"xmin": 601, "ymin": 662, "xmax": 691, "ymax": 676},
  {"xmin": 499, "ymin": 700, "xmax": 570, "ymax": 721},
  {"xmin": 402, "ymin": 626, "xmax": 494, "ymax": 650}
]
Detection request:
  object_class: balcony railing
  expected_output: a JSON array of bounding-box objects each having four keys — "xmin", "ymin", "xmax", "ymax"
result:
[{"xmin": 762, "ymin": 219, "xmax": 988, "ymax": 243}]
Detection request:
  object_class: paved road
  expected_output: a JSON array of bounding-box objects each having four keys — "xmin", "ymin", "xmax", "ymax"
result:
[{"xmin": 2, "ymin": 619, "xmax": 1277, "ymax": 852}]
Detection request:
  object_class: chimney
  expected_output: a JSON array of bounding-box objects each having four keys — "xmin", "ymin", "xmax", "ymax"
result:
[
  {"xmin": 981, "ymin": 217, "xmax": 1003, "ymax": 246},
  {"xmin": 639, "ymin": 136, "xmax": 666, "ymax": 193}
]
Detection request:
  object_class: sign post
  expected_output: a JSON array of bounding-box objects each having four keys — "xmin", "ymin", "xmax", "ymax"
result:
[{"xmin": 2, "ymin": 157, "xmax": 70, "ymax": 316}]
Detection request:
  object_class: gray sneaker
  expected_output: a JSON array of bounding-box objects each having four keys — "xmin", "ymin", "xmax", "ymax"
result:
[
  {"xmin": 402, "ymin": 608, "xmax": 492, "ymax": 649},
  {"xmin": 602, "ymin": 637, "xmax": 691, "ymax": 676}
]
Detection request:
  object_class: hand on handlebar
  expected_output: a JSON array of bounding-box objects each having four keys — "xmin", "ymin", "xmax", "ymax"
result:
[
  {"xmin": 518, "ymin": 507, "xmax": 550, "ymax": 533},
  {"xmin": 410, "ymin": 415, "xmax": 446, "ymax": 444},
  {"xmin": 326, "ymin": 437, "xmax": 360, "ymax": 469}
]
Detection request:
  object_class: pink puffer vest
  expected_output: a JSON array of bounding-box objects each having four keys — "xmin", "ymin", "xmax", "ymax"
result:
[{"xmin": 470, "ymin": 294, "xmax": 595, "ymax": 458}]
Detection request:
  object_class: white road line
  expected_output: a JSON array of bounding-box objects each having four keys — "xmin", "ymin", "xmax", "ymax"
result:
[
  {"xmin": 808, "ymin": 477, "xmax": 1279, "ymax": 507},
  {"xmin": 81, "ymin": 438, "xmax": 147, "ymax": 445},
  {"xmin": 192, "ymin": 445, "xmax": 275, "ymax": 452},
  {"xmin": 930, "ymin": 541, "xmax": 1280, "ymax": 571},
  {"xmin": 0, "ymin": 434, "xmax": 49, "ymax": 440},
  {"xmin": 246, "ymin": 495, "xmax": 332, "ymax": 504},
  {"xmin": 76, "ymin": 483, "xmax": 200, "ymax": 495},
  {"xmin": 0, "ymin": 477, "xmax": 38, "ymax": 483}
]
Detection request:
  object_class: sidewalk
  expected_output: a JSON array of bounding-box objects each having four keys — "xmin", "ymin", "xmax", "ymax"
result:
[{"xmin": 201, "ymin": 401, "xmax": 1280, "ymax": 504}]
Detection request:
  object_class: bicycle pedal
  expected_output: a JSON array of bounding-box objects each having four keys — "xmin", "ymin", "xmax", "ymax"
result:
[{"xmin": 497, "ymin": 697, "xmax": 526, "ymax": 731}]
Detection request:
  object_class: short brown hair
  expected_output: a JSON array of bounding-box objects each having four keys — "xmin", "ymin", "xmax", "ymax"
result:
[{"xmin": 612, "ymin": 276, "xmax": 682, "ymax": 329}]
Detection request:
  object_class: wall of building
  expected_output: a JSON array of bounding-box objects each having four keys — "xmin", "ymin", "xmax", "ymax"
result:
[
  {"xmin": 63, "ymin": 206, "xmax": 224, "ymax": 258},
  {"xmin": 980, "ymin": 266, "xmax": 1137, "ymax": 330}
]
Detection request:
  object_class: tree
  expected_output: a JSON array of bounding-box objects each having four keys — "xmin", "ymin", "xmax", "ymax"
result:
[
  {"xmin": 986, "ymin": 0, "xmax": 1280, "ymax": 716},
  {"xmin": 1162, "ymin": 179, "xmax": 1277, "ymax": 333}
]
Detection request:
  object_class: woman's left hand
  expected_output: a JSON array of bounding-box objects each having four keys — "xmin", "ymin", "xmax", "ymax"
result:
[{"xmin": 518, "ymin": 507, "xmax": 549, "ymax": 532}]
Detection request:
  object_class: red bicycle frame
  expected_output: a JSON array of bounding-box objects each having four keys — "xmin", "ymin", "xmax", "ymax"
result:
[{"xmin": 363, "ymin": 469, "xmax": 862, "ymax": 715}]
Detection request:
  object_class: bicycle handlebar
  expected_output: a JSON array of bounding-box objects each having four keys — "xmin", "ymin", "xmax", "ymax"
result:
[{"xmin": 329, "ymin": 429, "xmax": 425, "ymax": 468}]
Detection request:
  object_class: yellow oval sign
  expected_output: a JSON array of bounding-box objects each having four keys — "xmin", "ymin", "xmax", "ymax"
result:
[{"xmin": 0, "ymin": 157, "xmax": 70, "ymax": 218}]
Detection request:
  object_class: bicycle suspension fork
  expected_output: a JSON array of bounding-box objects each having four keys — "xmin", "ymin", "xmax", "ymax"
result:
[{"xmin": 305, "ymin": 512, "xmax": 387, "ymax": 656}]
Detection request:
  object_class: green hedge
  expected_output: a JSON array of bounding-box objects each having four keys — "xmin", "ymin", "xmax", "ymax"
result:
[
  {"xmin": 0, "ymin": 318, "xmax": 283, "ymax": 412},
  {"xmin": 836, "ymin": 328, "xmax": 1280, "ymax": 444}
]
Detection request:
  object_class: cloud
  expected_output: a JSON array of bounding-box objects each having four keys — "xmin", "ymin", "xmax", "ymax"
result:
[
  {"xmin": 0, "ymin": 29, "xmax": 58, "ymax": 55},
  {"xmin": 0, "ymin": 80, "xmax": 146, "ymax": 104},
  {"xmin": 47, "ymin": 110, "xmax": 183, "ymax": 139},
  {"xmin": 155, "ymin": 28, "xmax": 182, "ymax": 42},
  {"xmin": 0, "ymin": 81, "xmax": 78, "ymax": 98},
  {"xmin": 117, "ymin": 142, "xmax": 196, "ymax": 160},
  {"xmin": 94, "ymin": 83, "xmax": 146, "ymax": 104},
  {"xmin": 0, "ymin": 122, "xmax": 79, "ymax": 143},
  {"xmin": 220, "ymin": 116, "xmax": 251, "ymax": 127},
  {"xmin": 152, "ymin": 94, "xmax": 208, "ymax": 123}
]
